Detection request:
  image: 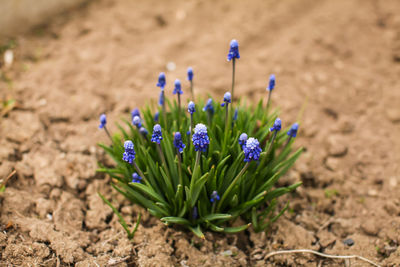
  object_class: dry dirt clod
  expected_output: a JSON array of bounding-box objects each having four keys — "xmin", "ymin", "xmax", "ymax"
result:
[
  {"xmin": 361, "ymin": 221, "xmax": 380, "ymax": 236},
  {"xmin": 327, "ymin": 135, "xmax": 348, "ymax": 157},
  {"xmin": 324, "ymin": 157, "xmax": 341, "ymax": 171},
  {"xmin": 385, "ymin": 108, "xmax": 400, "ymax": 123}
]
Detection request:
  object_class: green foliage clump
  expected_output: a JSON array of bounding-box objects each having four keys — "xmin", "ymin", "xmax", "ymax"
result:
[{"xmin": 98, "ymin": 95, "xmax": 302, "ymax": 238}]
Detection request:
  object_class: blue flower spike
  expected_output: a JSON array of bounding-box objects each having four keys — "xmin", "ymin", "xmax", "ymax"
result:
[
  {"xmin": 266, "ymin": 118, "xmax": 282, "ymax": 155},
  {"xmin": 227, "ymin": 39, "xmax": 240, "ymax": 61},
  {"xmin": 132, "ymin": 115, "xmax": 142, "ymax": 128},
  {"xmin": 188, "ymin": 101, "xmax": 196, "ymax": 114},
  {"xmin": 173, "ymin": 79, "xmax": 183, "ymax": 95},
  {"xmin": 233, "ymin": 108, "xmax": 238, "ymax": 121},
  {"xmin": 187, "ymin": 101, "xmax": 196, "ymax": 149},
  {"xmin": 239, "ymin": 133, "xmax": 248, "ymax": 148},
  {"xmin": 151, "ymin": 124, "xmax": 163, "ymax": 144},
  {"xmin": 158, "ymin": 91, "xmax": 165, "ymax": 107},
  {"xmin": 287, "ymin": 123, "xmax": 299, "ymax": 138},
  {"xmin": 203, "ymin": 98, "xmax": 214, "ymax": 113},
  {"xmin": 270, "ymin": 118, "xmax": 282, "ymax": 132},
  {"xmin": 139, "ymin": 127, "xmax": 148, "ymax": 136},
  {"xmin": 99, "ymin": 114, "xmax": 107, "ymax": 129},
  {"xmin": 131, "ymin": 172, "xmax": 142, "ymax": 183},
  {"xmin": 187, "ymin": 67, "xmax": 193, "ymax": 81},
  {"xmin": 192, "ymin": 206, "xmax": 198, "ymax": 220},
  {"xmin": 122, "ymin": 140, "xmax": 136, "ymax": 164},
  {"xmin": 267, "ymin": 74, "xmax": 275, "ymax": 91},
  {"xmin": 192, "ymin": 123, "xmax": 210, "ymax": 152},
  {"xmin": 154, "ymin": 111, "xmax": 160, "ymax": 122},
  {"xmin": 187, "ymin": 67, "xmax": 195, "ymax": 100},
  {"xmin": 283, "ymin": 122, "xmax": 299, "ymax": 149},
  {"xmin": 157, "ymin": 72, "xmax": 166, "ymax": 89},
  {"xmin": 266, "ymin": 74, "xmax": 276, "ymax": 109},
  {"xmin": 173, "ymin": 132, "xmax": 186, "ymax": 153},
  {"xmin": 227, "ymin": 39, "xmax": 239, "ymax": 103},
  {"xmin": 157, "ymin": 73, "xmax": 167, "ymax": 123},
  {"xmin": 131, "ymin": 108, "xmax": 140, "ymax": 119},
  {"xmin": 243, "ymin": 137, "xmax": 262, "ymax": 162},
  {"xmin": 99, "ymin": 113, "xmax": 112, "ymax": 142},
  {"xmin": 173, "ymin": 79, "xmax": 183, "ymax": 128},
  {"xmin": 210, "ymin": 191, "xmax": 220, "ymax": 203},
  {"xmin": 221, "ymin": 92, "xmax": 231, "ymax": 107},
  {"xmin": 203, "ymin": 98, "xmax": 215, "ymax": 125}
]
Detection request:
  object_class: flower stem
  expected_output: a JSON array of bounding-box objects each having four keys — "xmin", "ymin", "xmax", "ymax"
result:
[
  {"xmin": 177, "ymin": 149, "xmax": 183, "ymax": 187},
  {"xmin": 266, "ymin": 90, "xmax": 272, "ymax": 111},
  {"xmin": 161, "ymin": 91, "xmax": 167, "ymax": 129},
  {"xmin": 157, "ymin": 144, "xmax": 168, "ymax": 168},
  {"xmin": 217, "ymin": 162, "xmax": 249, "ymax": 212},
  {"xmin": 211, "ymin": 201, "xmax": 216, "ymax": 214},
  {"xmin": 190, "ymin": 80, "xmax": 194, "ymax": 101},
  {"xmin": 222, "ymin": 103, "xmax": 230, "ymax": 156},
  {"xmin": 190, "ymin": 151, "xmax": 202, "ymax": 191},
  {"xmin": 188, "ymin": 114, "xmax": 193, "ymax": 150},
  {"xmin": 282, "ymin": 136, "xmax": 292, "ymax": 151},
  {"xmin": 207, "ymin": 110, "xmax": 212, "ymax": 126},
  {"xmin": 177, "ymin": 94, "xmax": 181, "ymax": 130},
  {"xmin": 266, "ymin": 130, "xmax": 278, "ymax": 156},
  {"xmin": 231, "ymin": 58, "xmax": 236, "ymax": 103},
  {"xmin": 103, "ymin": 126, "xmax": 113, "ymax": 143},
  {"xmin": 132, "ymin": 161, "xmax": 148, "ymax": 184}
]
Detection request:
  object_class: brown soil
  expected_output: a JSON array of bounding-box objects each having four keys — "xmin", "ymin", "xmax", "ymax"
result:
[{"xmin": 1, "ymin": 0, "xmax": 400, "ymax": 266}]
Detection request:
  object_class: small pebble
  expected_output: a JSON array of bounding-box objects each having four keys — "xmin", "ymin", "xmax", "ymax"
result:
[
  {"xmin": 166, "ymin": 62, "xmax": 176, "ymax": 71},
  {"xmin": 343, "ymin": 238, "xmax": 354, "ymax": 246},
  {"xmin": 221, "ymin": 250, "xmax": 233, "ymax": 256},
  {"xmin": 4, "ymin": 50, "xmax": 13, "ymax": 68}
]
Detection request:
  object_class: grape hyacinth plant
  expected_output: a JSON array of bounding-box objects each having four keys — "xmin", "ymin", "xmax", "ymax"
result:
[{"xmin": 98, "ymin": 40, "xmax": 302, "ymax": 238}]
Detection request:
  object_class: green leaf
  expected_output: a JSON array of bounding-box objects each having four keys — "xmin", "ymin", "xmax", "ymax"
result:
[
  {"xmin": 190, "ymin": 172, "xmax": 209, "ymax": 208},
  {"xmin": 189, "ymin": 225, "xmax": 205, "ymax": 239},
  {"xmin": 264, "ymin": 182, "xmax": 302, "ymax": 202},
  {"xmin": 201, "ymin": 213, "xmax": 232, "ymax": 222},
  {"xmin": 208, "ymin": 223, "xmax": 224, "ymax": 232},
  {"xmin": 129, "ymin": 182, "xmax": 168, "ymax": 206},
  {"xmin": 98, "ymin": 192, "xmax": 140, "ymax": 240},
  {"xmin": 161, "ymin": 216, "xmax": 191, "ymax": 226},
  {"xmin": 222, "ymin": 223, "xmax": 251, "ymax": 234}
]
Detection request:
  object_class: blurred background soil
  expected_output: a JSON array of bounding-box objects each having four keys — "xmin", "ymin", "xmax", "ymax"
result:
[{"xmin": 1, "ymin": 0, "xmax": 400, "ymax": 266}]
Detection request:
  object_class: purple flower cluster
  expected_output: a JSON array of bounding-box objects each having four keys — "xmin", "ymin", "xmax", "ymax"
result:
[
  {"xmin": 227, "ymin": 39, "xmax": 240, "ymax": 61},
  {"xmin": 287, "ymin": 123, "xmax": 299, "ymax": 138},
  {"xmin": 99, "ymin": 114, "xmax": 107, "ymax": 129},
  {"xmin": 192, "ymin": 123, "xmax": 210, "ymax": 152},
  {"xmin": 151, "ymin": 124, "xmax": 163, "ymax": 144},
  {"xmin": 188, "ymin": 101, "xmax": 196, "ymax": 114},
  {"xmin": 267, "ymin": 74, "xmax": 275, "ymax": 91},
  {"xmin": 221, "ymin": 92, "xmax": 231, "ymax": 107},
  {"xmin": 157, "ymin": 72, "xmax": 166, "ymax": 89},
  {"xmin": 238, "ymin": 133, "xmax": 248, "ymax": 148},
  {"xmin": 203, "ymin": 98, "xmax": 214, "ymax": 114},
  {"xmin": 243, "ymin": 137, "xmax": 262, "ymax": 162},
  {"xmin": 187, "ymin": 67, "xmax": 193, "ymax": 81},
  {"xmin": 269, "ymin": 118, "xmax": 282, "ymax": 132},
  {"xmin": 132, "ymin": 115, "xmax": 142, "ymax": 128},
  {"xmin": 131, "ymin": 108, "xmax": 140, "ymax": 119},
  {"xmin": 122, "ymin": 140, "xmax": 136, "ymax": 164},
  {"xmin": 173, "ymin": 132, "xmax": 186, "ymax": 153},
  {"xmin": 131, "ymin": 172, "xmax": 142, "ymax": 183},
  {"xmin": 173, "ymin": 79, "xmax": 183, "ymax": 95},
  {"xmin": 210, "ymin": 191, "xmax": 220, "ymax": 203}
]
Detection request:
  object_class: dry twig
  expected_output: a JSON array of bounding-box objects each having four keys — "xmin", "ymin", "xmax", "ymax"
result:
[
  {"xmin": 0, "ymin": 170, "xmax": 16, "ymax": 189},
  {"xmin": 265, "ymin": 249, "xmax": 381, "ymax": 267}
]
